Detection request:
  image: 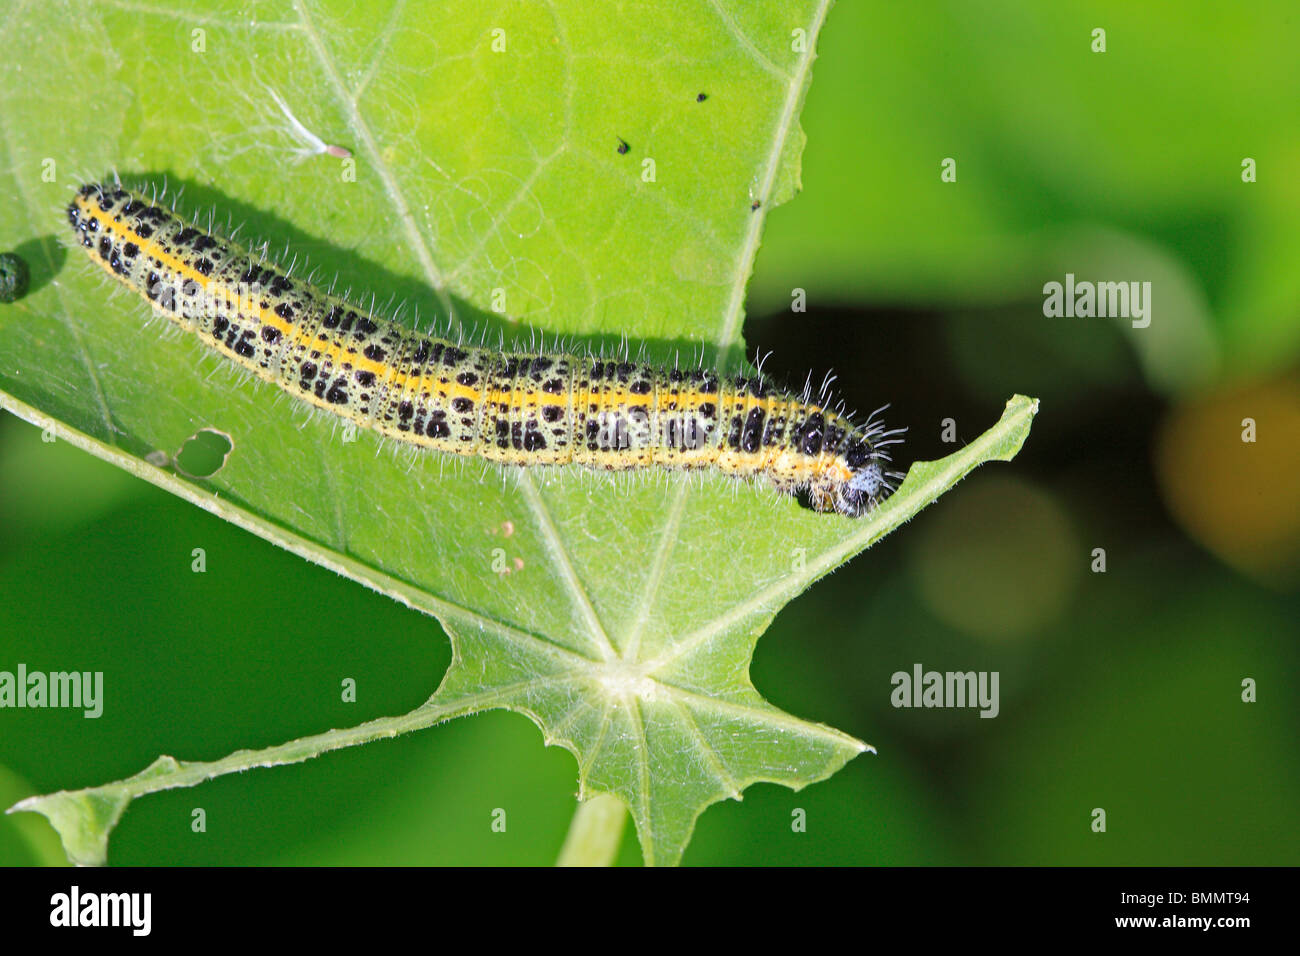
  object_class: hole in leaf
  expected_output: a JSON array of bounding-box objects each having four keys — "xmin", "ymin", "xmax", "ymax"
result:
[{"xmin": 174, "ymin": 428, "xmax": 233, "ymax": 479}]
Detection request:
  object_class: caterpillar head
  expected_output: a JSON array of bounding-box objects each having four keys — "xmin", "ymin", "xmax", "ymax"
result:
[{"xmin": 832, "ymin": 459, "xmax": 886, "ymax": 517}]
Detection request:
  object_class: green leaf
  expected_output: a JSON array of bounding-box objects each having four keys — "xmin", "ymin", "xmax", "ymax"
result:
[
  {"xmin": 8, "ymin": 783, "xmax": 132, "ymax": 868},
  {"xmin": 1, "ymin": 1, "xmax": 1036, "ymax": 864}
]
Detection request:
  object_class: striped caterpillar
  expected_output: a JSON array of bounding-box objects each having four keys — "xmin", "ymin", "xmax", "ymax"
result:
[{"xmin": 65, "ymin": 183, "xmax": 902, "ymax": 516}]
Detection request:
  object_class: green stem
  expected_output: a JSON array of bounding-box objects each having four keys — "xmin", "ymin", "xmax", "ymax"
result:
[{"xmin": 556, "ymin": 793, "xmax": 627, "ymax": 866}]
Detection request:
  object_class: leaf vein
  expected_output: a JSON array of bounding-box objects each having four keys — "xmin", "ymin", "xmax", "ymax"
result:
[
  {"xmin": 706, "ymin": 0, "xmax": 791, "ymax": 82},
  {"xmin": 517, "ymin": 473, "xmax": 616, "ymax": 660},
  {"xmin": 712, "ymin": 0, "xmax": 832, "ymax": 352},
  {"xmin": 291, "ymin": 0, "xmax": 461, "ymax": 332},
  {"xmin": 671, "ymin": 697, "xmax": 742, "ymax": 799}
]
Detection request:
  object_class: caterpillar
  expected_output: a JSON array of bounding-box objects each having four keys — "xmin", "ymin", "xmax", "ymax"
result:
[{"xmin": 64, "ymin": 182, "xmax": 901, "ymax": 516}]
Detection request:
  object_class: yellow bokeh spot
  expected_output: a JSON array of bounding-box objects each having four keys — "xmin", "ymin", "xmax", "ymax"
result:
[{"xmin": 1155, "ymin": 377, "xmax": 1300, "ymax": 586}]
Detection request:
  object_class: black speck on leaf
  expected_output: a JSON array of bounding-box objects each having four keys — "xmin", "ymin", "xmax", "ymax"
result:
[
  {"xmin": 697, "ymin": 92, "xmax": 708, "ymax": 102},
  {"xmin": 616, "ymin": 137, "xmax": 630, "ymax": 155}
]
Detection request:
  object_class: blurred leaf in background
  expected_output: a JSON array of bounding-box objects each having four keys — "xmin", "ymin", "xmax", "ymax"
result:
[{"xmin": 752, "ymin": 1, "xmax": 1300, "ymax": 378}]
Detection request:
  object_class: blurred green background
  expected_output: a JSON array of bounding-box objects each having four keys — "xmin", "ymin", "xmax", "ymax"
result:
[{"xmin": 2, "ymin": 1, "xmax": 1298, "ymax": 865}]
